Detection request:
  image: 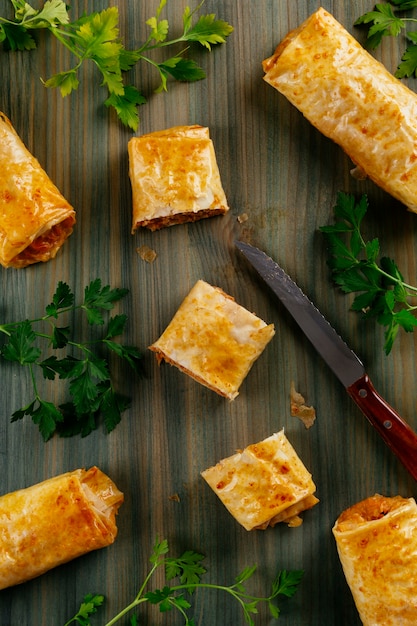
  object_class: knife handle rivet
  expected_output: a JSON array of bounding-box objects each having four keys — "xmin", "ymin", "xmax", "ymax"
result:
[
  {"xmin": 359, "ymin": 388, "xmax": 367, "ymax": 398},
  {"xmin": 384, "ymin": 420, "xmax": 392, "ymax": 430}
]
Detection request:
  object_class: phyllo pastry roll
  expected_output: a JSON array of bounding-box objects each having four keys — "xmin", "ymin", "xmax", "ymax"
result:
[
  {"xmin": 0, "ymin": 112, "xmax": 76, "ymax": 268},
  {"xmin": 333, "ymin": 494, "xmax": 417, "ymax": 625},
  {"xmin": 263, "ymin": 8, "xmax": 417, "ymax": 212},
  {"xmin": 202, "ymin": 429, "xmax": 318, "ymax": 530},
  {"xmin": 0, "ymin": 466, "xmax": 123, "ymax": 590},
  {"xmin": 149, "ymin": 279, "xmax": 275, "ymax": 400},
  {"xmin": 128, "ymin": 125, "xmax": 229, "ymax": 231}
]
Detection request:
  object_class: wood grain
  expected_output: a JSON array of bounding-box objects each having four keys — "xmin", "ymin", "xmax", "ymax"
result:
[{"xmin": 1, "ymin": 1, "xmax": 417, "ymax": 624}]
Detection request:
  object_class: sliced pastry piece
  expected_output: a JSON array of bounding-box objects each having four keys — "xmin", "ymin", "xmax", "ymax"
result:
[
  {"xmin": 128, "ymin": 125, "xmax": 229, "ymax": 231},
  {"xmin": 0, "ymin": 112, "xmax": 76, "ymax": 268},
  {"xmin": 201, "ymin": 429, "xmax": 318, "ymax": 530},
  {"xmin": 0, "ymin": 466, "xmax": 123, "ymax": 589},
  {"xmin": 263, "ymin": 8, "xmax": 417, "ymax": 212},
  {"xmin": 333, "ymin": 494, "xmax": 417, "ymax": 625},
  {"xmin": 149, "ymin": 279, "xmax": 275, "ymax": 399}
]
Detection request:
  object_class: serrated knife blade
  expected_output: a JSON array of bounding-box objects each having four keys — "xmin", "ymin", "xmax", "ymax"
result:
[{"xmin": 235, "ymin": 240, "xmax": 417, "ymax": 481}]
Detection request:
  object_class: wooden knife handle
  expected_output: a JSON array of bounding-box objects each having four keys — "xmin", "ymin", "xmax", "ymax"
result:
[{"xmin": 347, "ymin": 373, "xmax": 417, "ymax": 482}]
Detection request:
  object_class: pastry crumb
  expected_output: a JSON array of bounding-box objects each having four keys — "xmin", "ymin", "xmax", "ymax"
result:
[
  {"xmin": 290, "ymin": 381, "xmax": 316, "ymax": 429},
  {"xmin": 136, "ymin": 245, "xmax": 157, "ymax": 263}
]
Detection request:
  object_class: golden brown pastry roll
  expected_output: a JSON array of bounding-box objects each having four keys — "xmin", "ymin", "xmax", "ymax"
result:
[
  {"xmin": 333, "ymin": 494, "xmax": 417, "ymax": 625},
  {"xmin": 0, "ymin": 466, "xmax": 123, "ymax": 589},
  {"xmin": 149, "ymin": 279, "xmax": 275, "ymax": 400},
  {"xmin": 128, "ymin": 125, "xmax": 229, "ymax": 231},
  {"xmin": 263, "ymin": 8, "xmax": 417, "ymax": 212},
  {"xmin": 0, "ymin": 112, "xmax": 76, "ymax": 268},
  {"xmin": 202, "ymin": 429, "xmax": 319, "ymax": 530}
]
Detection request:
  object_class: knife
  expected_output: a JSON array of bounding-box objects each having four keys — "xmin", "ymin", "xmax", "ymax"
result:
[{"xmin": 235, "ymin": 240, "xmax": 417, "ymax": 482}]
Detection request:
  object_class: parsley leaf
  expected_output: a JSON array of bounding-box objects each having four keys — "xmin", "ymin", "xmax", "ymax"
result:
[
  {"xmin": 45, "ymin": 281, "xmax": 74, "ymax": 317},
  {"xmin": 0, "ymin": 21, "xmax": 36, "ymax": 50},
  {"xmin": 165, "ymin": 550, "xmax": 206, "ymax": 586},
  {"xmin": 2, "ymin": 320, "xmax": 41, "ymax": 364},
  {"xmin": 355, "ymin": 2, "xmax": 417, "ymax": 75},
  {"xmin": 159, "ymin": 57, "xmax": 206, "ymax": 83},
  {"xmin": 73, "ymin": 537, "xmax": 303, "ymax": 626},
  {"xmin": 104, "ymin": 86, "xmax": 147, "ymax": 131},
  {"xmin": 0, "ymin": 0, "xmax": 233, "ymax": 130},
  {"xmin": 64, "ymin": 593, "xmax": 105, "ymax": 626},
  {"xmin": 396, "ymin": 35, "xmax": 417, "ymax": 77},
  {"xmin": 320, "ymin": 192, "xmax": 417, "ymax": 354},
  {"xmin": 183, "ymin": 13, "xmax": 234, "ymax": 50},
  {"xmin": 0, "ymin": 279, "xmax": 143, "ymax": 440}
]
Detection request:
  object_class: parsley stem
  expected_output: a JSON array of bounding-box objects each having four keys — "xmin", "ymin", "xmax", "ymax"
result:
[
  {"xmin": 104, "ymin": 581, "xmax": 276, "ymax": 625},
  {"xmin": 367, "ymin": 264, "xmax": 417, "ymax": 294},
  {"xmin": 104, "ymin": 562, "xmax": 159, "ymax": 626},
  {"xmin": 104, "ymin": 598, "xmax": 148, "ymax": 626}
]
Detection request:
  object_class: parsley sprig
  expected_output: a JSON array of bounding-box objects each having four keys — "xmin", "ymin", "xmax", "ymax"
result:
[
  {"xmin": 64, "ymin": 594, "xmax": 105, "ymax": 626},
  {"xmin": 65, "ymin": 538, "xmax": 303, "ymax": 626},
  {"xmin": 320, "ymin": 192, "xmax": 417, "ymax": 354},
  {"xmin": 355, "ymin": 1, "xmax": 417, "ymax": 77},
  {"xmin": 0, "ymin": 279, "xmax": 143, "ymax": 440},
  {"xmin": 0, "ymin": 0, "xmax": 233, "ymax": 130}
]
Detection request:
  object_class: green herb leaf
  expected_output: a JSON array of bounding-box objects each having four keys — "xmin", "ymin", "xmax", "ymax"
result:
[
  {"xmin": 145, "ymin": 586, "xmax": 174, "ymax": 608},
  {"xmin": 96, "ymin": 382, "xmax": 131, "ymax": 433},
  {"xmin": 320, "ymin": 192, "xmax": 417, "ymax": 354},
  {"xmin": 0, "ymin": 279, "xmax": 142, "ymax": 439},
  {"xmin": 0, "ymin": 0, "xmax": 233, "ymax": 128},
  {"xmin": 355, "ymin": 1, "xmax": 417, "ymax": 73},
  {"xmin": 45, "ymin": 281, "xmax": 74, "ymax": 317},
  {"xmin": 150, "ymin": 537, "xmax": 170, "ymax": 564},
  {"xmin": 0, "ymin": 21, "xmax": 36, "ymax": 50},
  {"xmin": 165, "ymin": 550, "xmax": 206, "ymax": 585},
  {"xmin": 50, "ymin": 325, "xmax": 71, "ymax": 349},
  {"xmin": 57, "ymin": 402, "xmax": 98, "ymax": 438},
  {"xmin": 159, "ymin": 57, "xmax": 206, "ymax": 82},
  {"xmin": 391, "ymin": 0, "xmax": 417, "ymax": 9},
  {"xmin": 1, "ymin": 321, "xmax": 41, "ymax": 364},
  {"xmin": 235, "ymin": 564, "xmax": 258, "ymax": 586},
  {"xmin": 31, "ymin": 399, "xmax": 64, "ymax": 442},
  {"xmin": 63, "ymin": 593, "xmax": 105, "ymax": 626},
  {"xmin": 105, "ymin": 314, "xmax": 128, "ymax": 339},
  {"xmin": 396, "ymin": 40, "xmax": 417, "ymax": 77},
  {"xmin": 43, "ymin": 69, "xmax": 80, "ymax": 97},
  {"xmin": 72, "ymin": 538, "xmax": 303, "ymax": 625},
  {"xmin": 272, "ymin": 569, "xmax": 305, "ymax": 599},
  {"xmin": 183, "ymin": 13, "xmax": 234, "ymax": 50},
  {"xmin": 146, "ymin": 16, "xmax": 169, "ymax": 43},
  {"xmin": 13, "ymin": 0, "xmax": 69, "ymax": 29},
  {"xmin": 82, "ymin": 279, "xmax": 129, "ymax": 325},
  {"xmin": 104, "ymin": 85, "xmax": 146, "ymax": 132}
]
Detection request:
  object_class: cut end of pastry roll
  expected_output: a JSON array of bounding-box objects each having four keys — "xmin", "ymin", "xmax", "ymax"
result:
[
  {"xmin": 128, "ymin": 125, "xmax": 229, "ymax": 232},
  {"xmin": 148, "ymin": 279, "xmax": 275, "ymax": 400},
  {"xmin": 263, "ymin": 8, "xmax": 417, "ymax": 212},
  {"xmin": 0, "ymin": 112, "xmax": 76, "ymax": 268},
  {"xmin": 0, "ymin": 466, "xmax": 124, "ymax": 590},
  {"xmin": 333, "ymin": 494, "xmax": 417, "ymax": 625},
  {"xmin": 201, "ymin": 429, "xmax": 318, "ymax": 531}
]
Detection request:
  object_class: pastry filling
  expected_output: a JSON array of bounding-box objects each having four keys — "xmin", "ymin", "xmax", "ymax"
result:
[{"xmin": 12, "ymin": 216, "xmax": 75, "ymax": 266}]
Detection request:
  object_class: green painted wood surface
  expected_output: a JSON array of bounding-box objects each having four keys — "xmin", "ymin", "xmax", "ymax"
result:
[{"xmin": 1, "ymin": 1, "xmax": 417, "ymax": 624}]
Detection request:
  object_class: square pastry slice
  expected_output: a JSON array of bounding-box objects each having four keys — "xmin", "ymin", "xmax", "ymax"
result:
[
  {"xmin": 128, "ymin": 125, "xmax": 229, "ymax": 232},
  {"xmin": 201, "ymin": 430, "xmax": 319, "ymax": 530},
  {"xmin": 149, "ymin": 280, "xmax": 275, "ymax": 400}
]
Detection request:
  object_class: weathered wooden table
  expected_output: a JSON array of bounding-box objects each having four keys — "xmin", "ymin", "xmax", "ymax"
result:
[{"xmin": 1, "ymin": 1, "xmax": 416, "ymax": 624}]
